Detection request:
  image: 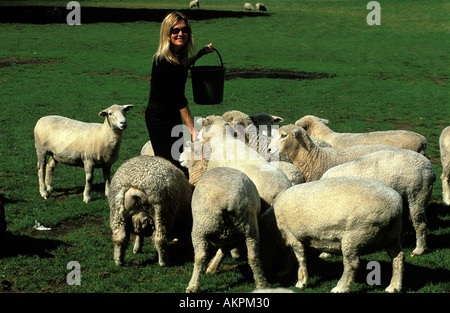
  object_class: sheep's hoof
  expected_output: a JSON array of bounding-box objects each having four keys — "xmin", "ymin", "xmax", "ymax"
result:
[{"xmin": 42, "ymin": 196, "xmax": 48, "ymax": 200}]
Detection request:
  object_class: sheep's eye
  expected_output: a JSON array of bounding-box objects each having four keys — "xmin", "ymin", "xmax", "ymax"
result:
[
  {"xmin": 108, "ymin": 112, "xmax": 113, "ymax": 116},
  {"xmin": 280, "ymin": 132, "xmax": 287, "ymax": 139}
]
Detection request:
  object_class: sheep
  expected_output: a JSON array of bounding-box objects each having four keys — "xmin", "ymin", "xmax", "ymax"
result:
[
  {"xmin": 109, "ymin": 155, "xmax": 193, "ymax": 266},
  {"xmin": 274, "ymin": 177, "xmax": 404, "ymax": 293},
  {"xmin": 244, "ymin": 3, "xmax": 254, "ymax": 11},
  {"xmin": 440, "ymin": 126, "xmax": 450, "ymax": 205},
  {"xmin": 189, "ymin": 0, "xmax": 199, "ymax": 9},
  {"xmin": 256, "ymin": 3, "xmax": 267, "ymax": 11},
  {"xmin": 198, "ymin": 115, "xmax": 292, "ymax": 211},
  {"xmin": 268, "ymin": 124, "xmax": 399, "ymax": 182},
  {"xmin": 186, "ymin": 167, "xmax": 268, "ymax": 292},
  {"xmin": 296, "ymin": 115, "xmax": 427, "ymax": 155},
  {"xmin": 140, "ymin": 140, "xmax": 155, "ymax": 156},
  {"xmin": 322, "ymin": 149, "xmax": 436, "ymax": 256},
  {"xmin": 34, "ymin": 104, "xmax": 133, "ymax": 203}
]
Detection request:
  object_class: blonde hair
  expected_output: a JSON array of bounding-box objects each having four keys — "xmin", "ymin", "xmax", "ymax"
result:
[{"xmin": 154, "ymin": 11, "xmax": 196, "ymax": 66}]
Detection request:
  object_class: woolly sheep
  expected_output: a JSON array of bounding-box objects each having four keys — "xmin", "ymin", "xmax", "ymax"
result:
[
  {"xmin": 244, "ymin": 3, "xmax": 254, "ymax": 11},
  {"xmin": 296, "ymin": 115, "xmax": 427, "ymax": 154},
  {"xmin": 322, "ymin": 149, "xmax": 436, "ymax": 256},
  {"xmin": 186, "ymin": 167, "xmax": 268, "ymax": 292},
  {"xmin": 256, "ymin": 3, "xmax": 267, "ymax": 11},
  {"xmin": 109, "ymin": 156, "xmax": 193, "ymax": 266},
  {"xmin": 440, "ymin": 126, "xmax": 450, "ymax": 205},
  {"xmin": 268, "ymin": 124, "xmax": 399, "ymax": 182},
  {"xmin": 34, "ymin": 104, "xmax": 133, "ymax": 202},
  {"xmin": 198, "ymin": 115, "xmax": 292, "ymax": 211},
  {"xmin": 275, "ymin": 177, "xmax": 404, "ymax": 293},
  {"xmin": 189, "ymin": 0, "xmax": 199, "ymax": 9}
]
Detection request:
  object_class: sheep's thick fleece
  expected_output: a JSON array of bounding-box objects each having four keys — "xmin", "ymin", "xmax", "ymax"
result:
[
  {"xmin": 440, "ymin": 126, "xmax": 450, "ymax": 205},
  {"xmin": 109, "ymin": 156, "xmax": 192, "ymax": 267},
  {"xmin": 186, "ymin": 167, "xmax": 267, "ymax": 292},
  {"xmin": 275, "ymin": 177, "xmax": 404, "ymax": 293},
  {"xmin": 322, "ymin": 149, "xmax": 436, "ymax": 256}
]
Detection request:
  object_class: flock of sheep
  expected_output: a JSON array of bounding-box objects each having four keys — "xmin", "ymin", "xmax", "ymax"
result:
[
  {"xmin": 33, "ymin": 105, "xmax": 449, "ymax": 293},
  {"xmin": 189, "ymin": 1, "xmax": 267, "ymax": 12}
]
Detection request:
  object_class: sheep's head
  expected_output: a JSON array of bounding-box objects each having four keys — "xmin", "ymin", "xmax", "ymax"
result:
[
  {"xmin": 295, "ymin": 115, "xmax": 329, "ymax": 137},
  {"xmin": 196, "ymin": 115, "xmax": 234, "ymax": 142},
  {"xmin": 99, "ymin": 104, "xmax": 134, "ymax": 130},
  {"xmin": 269, "ymin": 124, "xmax": 314, "ymax": 159}
]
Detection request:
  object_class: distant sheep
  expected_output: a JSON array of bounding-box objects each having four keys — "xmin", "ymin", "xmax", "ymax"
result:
[
  {"xmin": 440, "ymin": 126, "xmax": 450, "ymax": 205},
  {"xmin": 296, "ymin": 115, "xmax": 427, "ymax": 155},
  {"xmin": 256, "ymin": 3, "xmax": 267, "ymax": 11},
  {"xmin": 190, "ymin": 0, "xmax": 199, "ymax": 9},
  {"xmin": 34, "ymin": 104, "xmax": 133, "ymax": 202},
  {"xmin": 186, "ymin": 167, "xmax": 267, "ymax": 292},
  {"xmin": 268, "ymin": 124, "xmax": 399, "ymax": 181},
  {"xmin": 244, "ymin": 3, "xmax": 254, "ymax": 11},
  {"xmin": 322, "ymin": 149, "xmax": 436, "ymax": 256},
  {"xmin": 109, "ymin": 156, "xmax": 193, "ymax": 266},
  {"xmin": 275, "ymin": 177, "xmax": 404, "ymax": 293}
]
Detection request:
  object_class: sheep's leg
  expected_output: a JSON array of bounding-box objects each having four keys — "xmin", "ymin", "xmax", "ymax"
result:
[
  {"xmin": 186, "ymin": 237, "xmax": 209, "ymax": 293},
  {"xmin": 153, "ymin": 204, "xmax": 169, "ymax": 266},
  {"xmin": 385, "ymin": 243, "xmax": 404, "ymax": 293},
  {"xmin": 37, "ymin": 151, "xmax": 48, "ymax": 199},
  {"xmin": 83, "ymin": 161, "xmax": 94, "ymax": 203},
  {"xmin": 206, "ymin": 248, "xmax": 225, "ymax": 274},
  {"xmin": 245, "ymin": 236, "xmax": 268, "ymax": 289},
  {"xmin": 133, "ymin": 235, "xmax": 144, "ymax": 254},
  {"xmin": 111, "ymin": 216, "xmax": 129, "ymax": 266},
  {"xmin": 44, "ymin": 156, "xmax": 57, "ymax": 195},
  {"xmin": 285, "ymin": 232, "xmax": 308, "ymax": 289},
  {"xmin": 102, "ymin": 166, "xmax": 111, "ymax": 198},
  {"xmin": 332, "ymin": 249, "xmax": 359, "ymax": 293},
  {"xmin": 442, "ymin": 174, "xmax": 450, "ymax": 205},
  {"xmin": 410, "ymin": 204, "xmax": 427, "ymax": 256}
]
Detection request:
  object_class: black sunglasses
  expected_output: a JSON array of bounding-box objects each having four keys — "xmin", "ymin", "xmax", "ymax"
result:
[{"xmin": 170, "ymin": 27, "xmax": 190, "ymax": 35}]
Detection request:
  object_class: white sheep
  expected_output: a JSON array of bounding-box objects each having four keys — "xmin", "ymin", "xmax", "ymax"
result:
[
  {"xmin": 268, "ymin": 124, "xmax": 399, "ymax": 182},
  {"xmin": 322, "ymin": 149, "xmax": 436, "ymax": 256},
  {"xmin": 34, "ymin": 104, "xmax": 133, "ymax": 202},
  {"xmin": 186, "ymin": 167, "xmax": 268, "ymax": 292},
  {"xmin": 275, "ymin": 177, "xmax": 404, "ymax": 293},
  {"xmin": 440, "ymin": 126, "xmax": 450, "ymax": 205},
  {"xmin": 198, "ymin": 115, "xmax": 292, "ymax": 211},
  {"xmin": 296, "ymin": 115, "xmax": 428, "ymax": 155},
  {"xmin": 256, "ymin": 3, "xmax": 267, "ymax": 11},
  {"xmin": 109, "ymin": 156, "xmax": 193, "ymax": 266},
  {"xmin": 244, "ymin": 3, "xmax": 254, "ymax": 11},
  {"xmin": 189, "ymin": 0, "xmax": 199, "ymax": 9}
]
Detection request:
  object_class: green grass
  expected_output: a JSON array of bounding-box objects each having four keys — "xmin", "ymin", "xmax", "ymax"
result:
[{"xmin": 0, "ymin": 0, "xmax": 449, "ymax": 294}]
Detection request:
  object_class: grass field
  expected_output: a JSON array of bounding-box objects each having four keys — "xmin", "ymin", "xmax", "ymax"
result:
[{"xmin": 0, "ymin": 0, "xmax": 449, "ymax": 295}]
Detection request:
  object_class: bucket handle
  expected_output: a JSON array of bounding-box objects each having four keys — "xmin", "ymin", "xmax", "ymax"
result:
[{"xmin": 191, "ymin": 48, "xmax": 223, "ymax": 68}]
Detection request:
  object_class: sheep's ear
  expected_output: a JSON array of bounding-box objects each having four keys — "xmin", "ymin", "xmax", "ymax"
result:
[
  {"xmin": 123, "ymin": 104, "xmax": 134, "ymax": 111},
  {"xmin": 292, "ymin": 126, "xmax": 312, "ymax": 150},
  {"xmin": 319, "ymin": 118, "xmax": 329, "ymax": 124},
  {"xmin": 99, "ymin": 110, "xmax": 108, "ymax": 117},
  {"xmin": 271, "ymin": 115, "xmax": 284, "ymax": 123}
]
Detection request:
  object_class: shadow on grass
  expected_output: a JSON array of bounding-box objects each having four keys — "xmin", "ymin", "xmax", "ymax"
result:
[
  {"xmin": 0, "ymin": 6, "xmax": 270, "ymax": 24},
  {"xmin": 0, "ymin": 232, "xmax": 65, "ymax": 258}
]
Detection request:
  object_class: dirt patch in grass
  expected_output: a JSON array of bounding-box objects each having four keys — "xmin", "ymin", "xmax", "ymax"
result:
[
  {"xmin": 0, "ymin": 56, "xmax": 63, "ymax": 68},
  {"xmin": 28, "ymin": 215, "xmax": 107, "ymax": 238}
]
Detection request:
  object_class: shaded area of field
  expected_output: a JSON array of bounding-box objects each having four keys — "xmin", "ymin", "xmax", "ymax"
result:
[{"xmin": 0, "ymin": 6, "xmax": 269, "ymax": 24}]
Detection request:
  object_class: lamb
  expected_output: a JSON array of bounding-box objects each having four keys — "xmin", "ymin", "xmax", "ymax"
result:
[
  {"xmin": 268, "ymin": 124, "xmax": 399, "ymax": 182},
  {"xmin": 296, "ymin": 115, "xmax": 428, "ymax": 155},
  {"xmin": 256, "ymin": 3, "xmax": 267, "ymax": 11},
  {"xmin": 244, "ymin": 3, "xmax": 254, "ymax": 11},
  {"xmin": 186, "ymin": 167, "xmax": 268, "ymax": 292},
  {"xmin": 189, "ymin": 0, "xmax": 199, "ymax": 9},
  {"xmin": 322, "ymin": 149, "xmax": 436, "ymax": 256},
  {"xmin": 34, "ymin": 104, "xmax": 133, "ymax": 203},
  {"xmin": 109, "ymin": 156, "xmax": 193, "ymax": 266},
  {"xmin": 274, "ymin": 177, "xmax": 404, "ymax": 293},
  {"xmin": 198, "ymin": 115, "xmax": 292, "ymax": 211},
  {"xmin": 440, "ymin": 126, "xmax": 450, "ymax": 205}
]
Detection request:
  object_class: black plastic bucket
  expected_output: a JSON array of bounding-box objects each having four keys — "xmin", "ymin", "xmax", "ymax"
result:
[{"xmin": 190, "ymin": 49, "xmax": 226, "ymax": 105}]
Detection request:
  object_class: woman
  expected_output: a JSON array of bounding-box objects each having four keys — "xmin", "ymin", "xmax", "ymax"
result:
[{"xmin": 145, "ymin": 11, "xmax": 213, "ymax": 170}]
